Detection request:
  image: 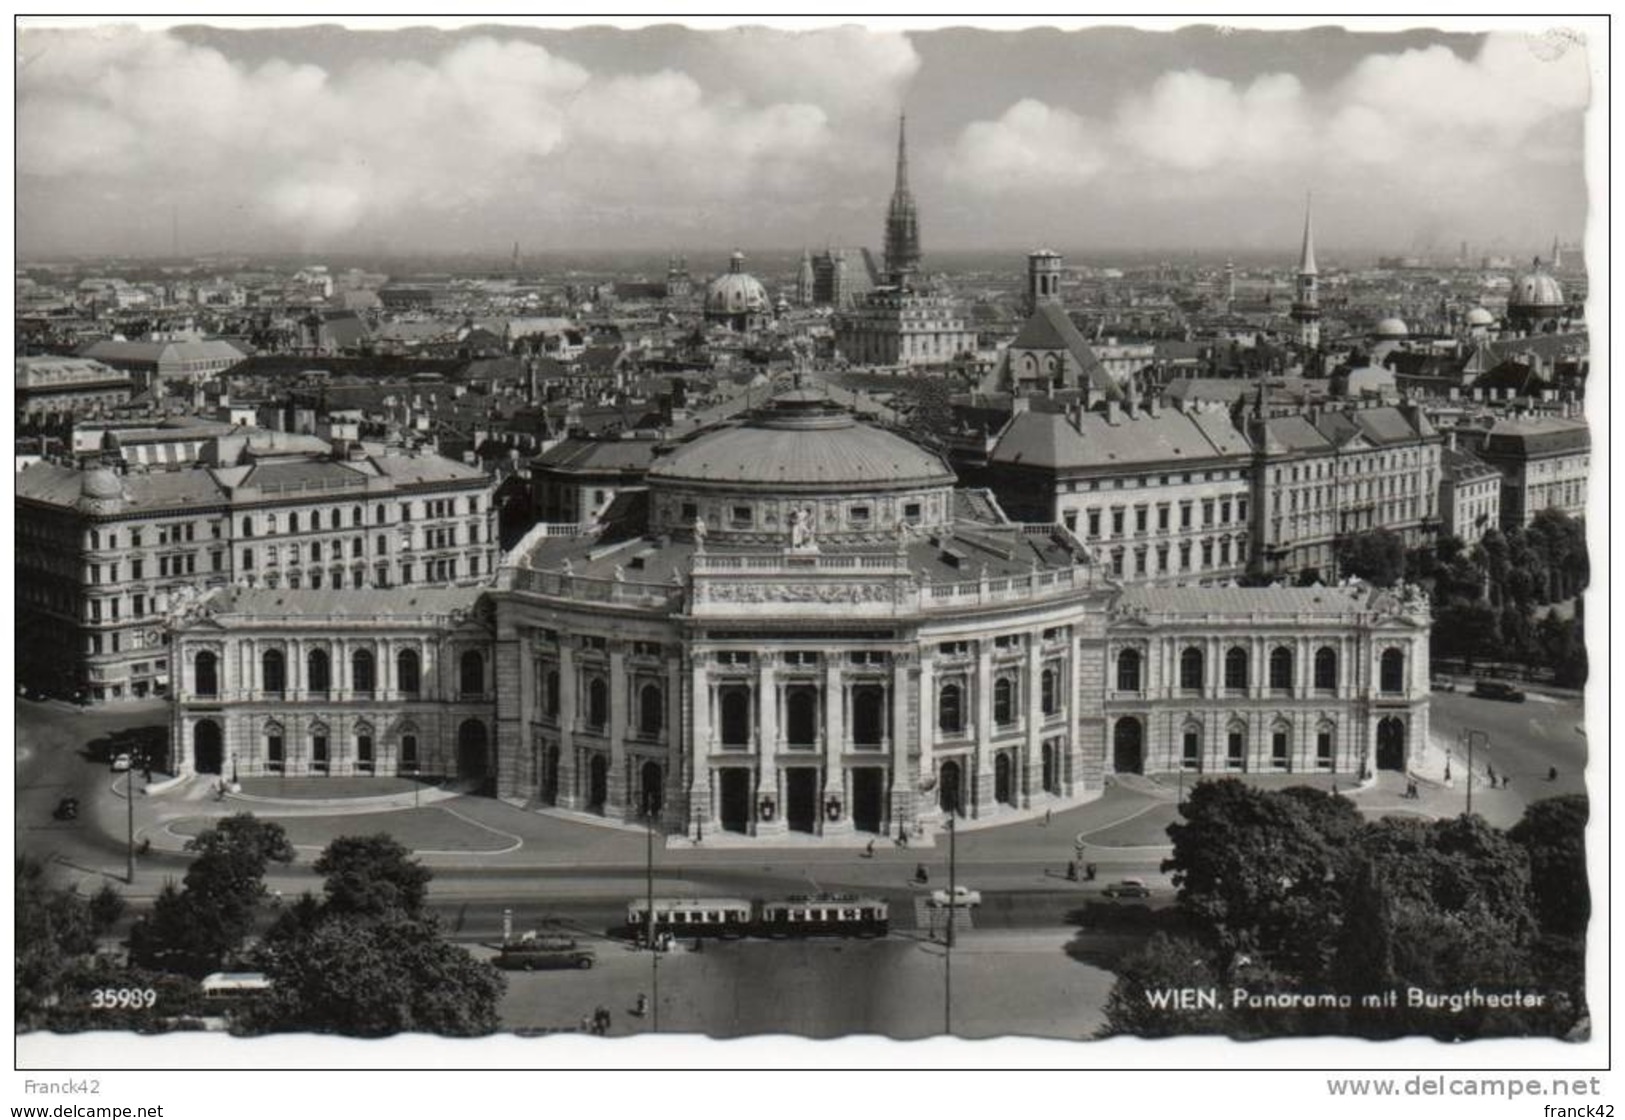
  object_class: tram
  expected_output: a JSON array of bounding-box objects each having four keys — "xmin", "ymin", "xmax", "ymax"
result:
[{"xmin": 625, "ymin": 893, "xmax": 889, "ymax": 941}]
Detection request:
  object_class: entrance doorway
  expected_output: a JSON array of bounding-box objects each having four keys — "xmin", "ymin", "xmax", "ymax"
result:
[
  {"xmin": 851, "ymin": 767, "xmax": 885, "ymax": 833},
  {"xmin": 194, "ymin": 720, "xmax": 223, "ymax": 775},
  {"xmin": 640, "ymin": 760, "xmax": 664, "ymax": 817},
  {"xmin": 939, "ymin": 759, "xmax": 963, "ymax": 816},
  {"xmin": 1113, "ymin": 717, "xmax": 1144, "ymax": 774},
  {"xmin": 786, "ymin": 768, "xmax": 818, "ymax": 833},
  {"xmin": 994, "ymin": 752, "xmax": 1014, "ymax": 805},
  {"xmin": 851, "ymin": 685, "xmax": 886, "ymax": 747},
  {"xmin": 1376, "ymin": 717, "xmax": 1406, "ymax": 771},
  {"xmin": 588, "ymin": 755, "xmax": 608, "ymax": 811},
  {"xmin": 457, "ymin": 720, "xmax": 489, "ymax": 782},
  {"xmin": 719, "ymin": 768, "xmax": 751, "ymax": 833}
]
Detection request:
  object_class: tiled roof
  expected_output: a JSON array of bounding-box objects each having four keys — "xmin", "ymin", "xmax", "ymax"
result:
[
  {"xmin": 1264, "ymin": 414, "xmax": 1333, "ymax": 454},
  {"xmin": 242, "ymin": 458, "xmax": 368, "ymax": 492},
  {"xmin": 1006, "ymin": 304, "xmax": 1118, "ymax": 397},
  {"xmin": 15, "ymin": 461, "xmax": 88, "ymax": 505},
  {"xmin": 1115, "ymin": 584, "xmax": 1372, "ymax": 616},
  {"xmin": 647, "ymin": 415, "xmax": 953, "ymax": 489},
  {"xmin": 367, "ymin": 452, "xmax": 489, "ymax": 486},
  {"xmin": 990, "ymin": 406, "xmax": 1246, "ymax": 470},
  {"xmin": 211, "ymin": 586, "xmax": 485, "ymax": 620},
  {"xmin": 1480, "ymin": 416, "xmax": 1590, "ymax": 458},
  {"xmin": 1440, "ymin": 447, "xmax": 1499, "ymax": 482},
  {"xmin": 534, "ymin": 437, "xmax": 663, "ymax": 473}
]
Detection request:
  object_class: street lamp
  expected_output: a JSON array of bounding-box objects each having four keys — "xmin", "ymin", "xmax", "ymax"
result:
[
  {"xmin": 943, "ymin": 813, "xmax": 957, "ymax": 1037},
  {"xmin": 644, "ymin": 801, "xmax": 660, "ymax": 1033}
]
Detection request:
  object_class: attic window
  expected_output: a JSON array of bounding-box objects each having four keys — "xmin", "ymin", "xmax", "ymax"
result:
[
  {"xmin": 730, "ymin": 506, "xmax": 752, "ymax": 527},
  {"xmin": 850, "ymin": 505, "xmax": 871, "ymax": 523}
]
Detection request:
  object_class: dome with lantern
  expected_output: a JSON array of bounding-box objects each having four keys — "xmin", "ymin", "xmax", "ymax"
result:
[
  {"xmin": 704, "ymin": 251, "xmax": 771, "ymax": 330},
  {"xmin": 1507, "ymin": 258, "xmax": 1566, "ymax": 333},
  {"xmin": 1372, "ymin": 317, "xmax": 1409, "ymax": 340}
]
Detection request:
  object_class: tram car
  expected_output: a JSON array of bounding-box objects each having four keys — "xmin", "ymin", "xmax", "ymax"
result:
[{"xmin": 625, "ymin": 893, "xmax": 889, "ymax": 941}]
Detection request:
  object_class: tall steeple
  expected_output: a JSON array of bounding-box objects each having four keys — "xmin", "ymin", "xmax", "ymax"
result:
[
  {"xmin": 1290, "ymin": 191, "xmax": 1321, "ymax": 350},
  {"xmin": 883, "ymin": 112, "xmax": 921, "ymax": 288}
]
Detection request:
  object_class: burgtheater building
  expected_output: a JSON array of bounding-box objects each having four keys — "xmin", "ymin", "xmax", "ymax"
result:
[{"xmin": 170, "ymin": 392, "xmax": 1430, "ymax": 843}]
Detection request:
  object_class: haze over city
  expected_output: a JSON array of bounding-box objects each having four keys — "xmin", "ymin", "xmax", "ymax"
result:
[{"xmin": 16, "ymin": 20, "xmax": 1592, "ymax": 259}]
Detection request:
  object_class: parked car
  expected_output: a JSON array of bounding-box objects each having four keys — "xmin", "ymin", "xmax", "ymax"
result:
[
  {"xmin": 109, "ymin": 753, "xmax": 133, "ymax": 772},
  {"xmin": 1431, "ymin": 678, "xmax": 1456, "ymax": 692},
  {"xmin": 928, "ymin": 886, "xmax": 982, "ymax": 908},
  {"xmin": 53, "ymin": 797, "xmax": 79, "ymax": 821},
  {"xmin": 1471, "ymin": 679, "xmax": 1526, "ymax": 703},
  {"xmin": 1102, "ymin": 878, "xmax": 1152, "ymax": 899}
]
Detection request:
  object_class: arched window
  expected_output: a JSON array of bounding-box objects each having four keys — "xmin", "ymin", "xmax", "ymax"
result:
[
  {"xmin": 356, "ymin": 724, "xmax": 375, "ymax": 772},
  {"xmin": 311, "ymin": 509, "xmax": 322, "ymax": 531},
  {"xmin": 307, "ymin": 648, "xmax": 331, "ymax": 695},
  {"xmin": 194, "ymin": 650, "xmax": 218, "ymax": 697},
  {"xmin": 1314, "ymin": 647, "xmax": 1337, "ymax": 692},
  {"xmin": 1224, "ymin": 647, "xmax": 1249, "ymax": 692},
  {"xmin": 544, "ymin": 669, "xmax": 560, "ymax": 716},
  {"xmin": 993, "ymin": 677, "xmax": 1015, "ymax": 726},
  {"xmin": 1226, "ymin": 724, "xmax": 1246, "ymax": 770},
  {"xmin": 639, "ymin": 683, "xmax": 663, "ymax": 736},
  {"xmin": 1041, "ymin": 668, "xmax": 1059, "ymax": 715},
  {"xmin": 459, "ymin": 650, "xmax": 484, "ymax": 697},
  {"xmin": 1179, "ymin": 647, "xmax": 1204, "ymax": 693},
  {"xmin": 266, "ymin": 722, "xmax": 285, "ymax": 772},
  {"xmin": 289, "ymin": 512, "xmax": 300, "ymax": 533},
  {"xmin": 400, "ymin": 733, "xmax": 419, "ymax": 774},
  {"xmin": 587, "ymin": 677, "xmax": 608, "ymax": 729},
  {"xmin": 1380, "ymin": 648, "xmax": 1405, "ymax": 694},
  {"xmin": 311, "ymin": 724, "xmax": 330, "ymax": 772},
  {"xmin": 351, "ymin": 649, "xmax": 375, "ymax": 695},
  {"xmin": 1116, "ymin": 648, "xmax": 1142, "ymax": 692},
  {"xmin": 1269, "ymin": 647, "xmax": 1294, "ymax": 693},
  {"xmin": 397, "ymin": 649, "xmax": 420, "ymax": 696},
  {"xmin": 1271, "ymin": 724, "xmax": 1291, "ymax": 769},
  {"xmin": 262, "ymin": 649, "xmax": 285, "ymax": 696},
  {"xmin": 1182, "ymin": 726, "xmax": 1202, "ymax": 771},
  {"xmin": 938, "ymin": 682, "xmax": 964, "ymax": 733},
  {"xmin": 352, "ymin": 505, "xmax": 363, "ymax": 527}
]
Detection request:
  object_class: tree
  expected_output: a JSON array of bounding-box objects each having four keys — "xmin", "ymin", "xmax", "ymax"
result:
[
  {"xmin": 1432, "ymin": 602, "xmax": 1500, "ymax": 670},
  {"xmin": 1335, "ymin": 529, "xmax": 1406, "ymax": 586},
  {"xmin": 245, "ymin": 915, "xmax": 504, "ymax": 1038},
  {"xmin": 1508, "ymin": 795, "xmax": 1589, "ymax": 937},
  {"xmin": 312, "ymin": 834, "xmax": 432, "ymax": 918},
  {"xmin": 1162, "ymin": 781, "xmax": 1349, "ymax": 977},
  {"xmin": 16, "ymin": 857, "xmax": 107, "ymax": 1029},
  {"xmin": 1098, "ymin": 934, "xmax": 1226, "ymax": 1038},
  {"xmin": 1535, "ymin": 614, "xmax": 1587, "ymax": 688},
  {"xmin": 129, "ymin": 814, "xmax": 293, "ymax": 977}
]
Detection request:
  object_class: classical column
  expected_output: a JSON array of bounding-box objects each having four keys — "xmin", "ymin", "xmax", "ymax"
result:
[
  {"xmin": 557, "ymin": 643, "xmax": 578, "ymax": 808},
  {"xmin": 756, "ymin": 655, "xmax": 784, "ymax": 835},
  {"xmin": 1023, "ymin": 638, "xmax": 1043, "ymax": 808},
  {"xmin": 973, "ymin": 642, "xmax": 994, "ymax": 817},
  {"xmin": 663, "ymin": 658, "xmax": 682, "ymax": 833},
  {"xmin": 689, "ymin": 656, "xmax": 711, "ymax": 834},
  {"xmin": 822, "ymin": 658, "xmax": 851, "ymax": 836},
  {"xmin": 889, "ymin": 653, "xmax": 912, "ymax": 834},
  {"xmin": 606, "ymin": 641, "xmax": 627, "ymax": 816},
  {"xmin": 917, "ymin": 651, "xmax": 936, "ymax": 790}
]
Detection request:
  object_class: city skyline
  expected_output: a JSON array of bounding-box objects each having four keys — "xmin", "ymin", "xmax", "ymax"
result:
[{"xmin": 16, "ymin": 20, "xmax": 1593, "ymax": 258}]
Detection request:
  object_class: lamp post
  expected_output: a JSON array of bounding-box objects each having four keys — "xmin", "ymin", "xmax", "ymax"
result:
[
  {"xmin": 943, "ymin": 813, "xmax": 956, "ymax": 1037},
  {"xmin": 126, "ymin": 768, "xmax": 136, "ymax": 885},
  {"xmin": 645, "ymin": 802, "xmax": 660, "ymax": 1033},
  {"xmin": 1463, "ymin": 729, "xmax": 1487, "ymax": 816}
]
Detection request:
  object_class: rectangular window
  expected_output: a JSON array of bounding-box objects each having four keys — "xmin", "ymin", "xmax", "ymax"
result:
[
  {"xmin": 1111, "ymin": 508, "xmax": 1124, "ymax": 536},
  {"xmin": 211, "ymin": 550, "xmax": 223, "ymax": 572},
  {"xmin": 132, "ymin": 559, "xmax": 143, "ymax": 580},
  {"xmin": 1086, "ymin": 510, "xmax": 1100, "ymax": 538},
  {"xmin": 903, "ymin": 502, "xmax": 922, "ymax": 523},
  {"xmin": 1180, "ymin": 502, "xmax": 1192, "ymax": 529},
  {"xmin": 850, "ymin": 505, "xmax": 871, "ymax": 523},
  {"xmin": 731, "ymin": 506, "xmax": 753, "ymax": 527},
  {"xmin": 1157, "ymin": 504, "xmax": 1170, "ymax": 531},
  {"xmin": 1135, "ymin": 505, "xmax": 1148, "ymax": 533},
  {"xmin": 242, "ymin": 549, "xmax": 254, "ymax": 569}
]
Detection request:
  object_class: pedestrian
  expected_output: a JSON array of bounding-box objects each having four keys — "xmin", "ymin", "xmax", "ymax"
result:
[
  {"xmin": 1066, "ymin": 860, "xmax": 1077, "ymax": 882},
  {"xmin": 634, "ymin": 993, "xmax": 648, "ymax": 1018},
  {"xmin": 1085, "ymin": 862, "xmax": 1097, "ymax": 882},
  {"xmin": 1044, "ymin": 808, "xmax": 1052, "ymax": 826},
  {"xmin": 580, "ymin": 1014, "xmax": 593, "ymax": 1034},
  {"xmin": 865, "ymin": 838, "xmax": 875, "ymax": 858},
  {"xmin": 1549, "ymin": 766, "xmax": 1558, "ymax": 782},
  {"xmin": 914, "ymin": 863, "xmax": 928, "ymax": 884}
]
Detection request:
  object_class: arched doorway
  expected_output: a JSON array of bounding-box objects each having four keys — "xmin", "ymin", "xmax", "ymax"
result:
[
  {"xmin": 457, "ymin": 719, "xmax": 489, "ymax": 781},
  {"xmin": 851, "ymin": 767, "xmax": 884, "ymax": 833},
  {"xmin": 939, "ymin": 759, "xmax": 963, "ymax": 816},
  {"xmin": 193, "ymin": 720, "xmax": 223, "ymax": 775},
  {"xmin": 994, "ymin": 752, "xmax": 1013, "ymax": 805},
  {"xmin": 640, "ymin": 760, "xmax": 664, "ymax": 817},
  {"xmin": 1113, "ymin": 717, "xmax": 1144, "ymax": 774},
  {"xmin": 1376, "ymin": 717, "xmax": 1406, "ymax": 771},
  {"xmin": 588, "ymin": 755, "xmax": 608, "ymax": 812},
  {"xmin": 543, "ymin": 745, "xmax": 560, "ymax": 804},
  {"xmin": 1041, "ymin": 741, "xmax": 1056, "ymax": 794}
]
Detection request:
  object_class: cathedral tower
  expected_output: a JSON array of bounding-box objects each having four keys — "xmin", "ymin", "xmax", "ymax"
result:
[
  {"xmin": 1026, "ymin": 250, "xmax": 1063, "ymax": 315},
  {"xmin": 883, "ymin": 114, "xmax": 921, "ymax": 288},
  {"xmin": 1290, "ymin": 193, "xmax": 1321, "ymax": 350}
]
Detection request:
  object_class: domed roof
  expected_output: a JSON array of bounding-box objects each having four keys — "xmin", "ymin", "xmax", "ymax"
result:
[
  {"xmin": 648, "ymin": 393, "xmax": 954, "ymax": 491},
  {"xmin": 81, "ymin": 467, "xmax": 125, "ymax": 501},
  {"xmin": 1509, "ymin": 261, "xmax": 1565, "ymax": 310},
  {"xmin": 705, "ymin": 251, "xmax": 770, "ymax": 317},
  {"xmin": 1373, "ymin": 317, "xmax": 1409, "ymax": 339},
  {"xmin": 1465, "ymin": 307, "xmax": 1496, "ymax": 326}
]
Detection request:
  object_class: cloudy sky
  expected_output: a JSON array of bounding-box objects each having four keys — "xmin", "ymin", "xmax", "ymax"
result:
[{"xmin": 15, "ymin": 18, "xmax": 1596, "ymax": 259}]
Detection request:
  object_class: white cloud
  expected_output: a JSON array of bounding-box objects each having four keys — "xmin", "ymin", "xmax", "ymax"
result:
[
  {"xmin": 710, "ymin": 27, "xmax": 921, "ymax": 119},
  {"xmin": 946, "ymin": 99, "xmax": 1107, "ymax": 193},
  {"xmin": 1116, "ymin": 70, "xmax": 1311, "ymax": 171}
]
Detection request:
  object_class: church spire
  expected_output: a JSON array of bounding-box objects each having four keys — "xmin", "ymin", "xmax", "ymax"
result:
[
  {"xmin": 1298, "ymin": 191, "xmax": 1318, "ymax": 277},
  {"xmin": 883, "ymin": 111, "xmax": 921, "ymax": 288}
]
